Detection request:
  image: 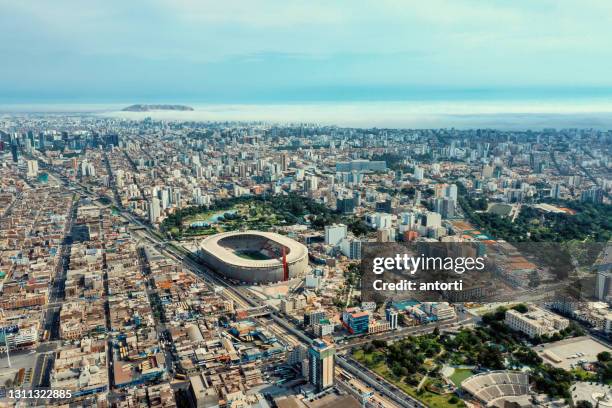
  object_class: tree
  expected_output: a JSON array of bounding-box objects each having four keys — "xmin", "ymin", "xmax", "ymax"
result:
[
  {"xmin": 597, "ymin": 351, "xmax": 611, "ymax": 362},
  {"xmin": 532, "ymin": 365, "xmax": 572, "ymax": 398},
  {"xmin": 528, "ymin": 269, "xmax": 541, "ymax": 288},
  {"xmin": 575, "ymin": 401, "xmax": 593, "ymax": 408},
  {"xmin": 482, "ymin": 306, "xmax": 507, "ymax": 324},
  {"xmin": 512, "ymin": 347, "xmax": 543, "ymax": 367},
  {"xmin": 477, "ymin": 346, "xmax": 505, "ymax": 369},
  {"xmin": 448, "ymin": 396, "xmax": 460, "ymax": 404},
  {"xmin": 372, "ymin": 339, "xmax": 386, "ymax": 348},
  {"xmin": 348, "ymin": 218, "xmax": 372, "ymax": 236},
  {"xmin": 511, "ymin": 303, "xmax": 528, "ymax": 314}
]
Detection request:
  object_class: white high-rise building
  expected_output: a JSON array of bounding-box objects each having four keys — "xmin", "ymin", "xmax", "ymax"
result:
[
  {"xmin": 596, "ymin": 270, "xmax": 612, "ymax": 301},
  {"xmin": 26, "ymin": 160, "xmax": 39, "ymax": 178},
  {"xmin": 425, "ymin": 212, "xmax": 442, "ymax": 229},
  {"xmin": 413, "ymin": 166, "xmax": 424, "ymax": 180},
  {"xmin": 386, "ymin": 309, "xmax": 398, "ymax": 330},
  {"xmin": 445, "ymin": 184, "xmax": 458, "ymax": 201},
  {"xmin": 305, "ymin": 176, "xmax": 318, "ymax": 192},
  {"xmin": 149, "ymin": 197, "xmax": 161, "ymax": 224},
  {"xmin": 366, "ymin": 212, "xmax": 393, "ymax": 230},
  {"xmin": 160, "ymin": 189, "xmax": 170, "ymax": 209},
  {"xmin": 400, "ymin": 212, "xmax": 417, "ymax": 228},
  {"xmin": 340, "ymin": 238, "xmax": 362, "ymax": 260},
  {"xmin": 324, "ymin": 224, "xmax": 347, "ymax": 246}
]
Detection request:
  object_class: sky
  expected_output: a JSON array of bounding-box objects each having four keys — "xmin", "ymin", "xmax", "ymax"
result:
[{"xmin": 2, "ymin": 0, "xmax": 612, "ymax": 104}]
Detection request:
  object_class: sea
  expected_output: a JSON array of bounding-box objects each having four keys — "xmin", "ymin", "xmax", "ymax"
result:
[{"xmin": 2, "ymin": 98, "xmax": 612, "ymax": 130}]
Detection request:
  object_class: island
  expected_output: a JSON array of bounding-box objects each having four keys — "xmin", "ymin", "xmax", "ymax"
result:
[{"xmin": 121, "ymin": 104, "xmax": 194, "ymax": 112}]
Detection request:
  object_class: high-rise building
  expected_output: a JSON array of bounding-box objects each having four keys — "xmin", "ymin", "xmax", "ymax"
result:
[
  {"xmin": 482, "ymin": 164, "xmax": 494, "ymax": 179},
  {"xmin": 149, "ymin": 197, "xmax": 161, "ymax": 224},
  {"xmin": 304, "ymin": 310, "xmax": 326, "ymax": 327},
  {"xmin": 596, "ymin": 270, "xmax": 612, "ymax": 302},
  {"xmin": 336, "ymin": 197, "xmax": 355, "ymax": 214},
  {"xmin": 550, "ymin": 183, "xmax": 562, "ymax": 200},
  {"xmin": 386, "ymin": 308, "xmax": 398, "ymax": 330},
  {"xmin": 280, "ymin": 153, "xmax": 289, "ymax": 171},
  {"xmin": 305, "ymin": 176, "xmax": 318, "ymax": 192},
  {"xmin": 308, "ymin": 339, "xmax": 335, "ymax": 392},
  {"xmin": 349, "ymin": 239, "xmax": 362, "ymax": 260},
  {"xmin": 375, "ymin": 199, "xmax": 392, "ymax": 213},
  {"xmin": 581, "ymin": 187, "xmax": 604, "ymax": 204},
  {"xmin": 324, "ymin": 224, "xmax": 347, "ymax": 246},
  {"xmin": 160, "ymin": 189, "xmax": 170, "ymax": 209},
  {"xmin": 287, "ymin": 344, "xmax": 308, "ymax": 366},
  {"xmin": 425, "ymin": 212, "xmax": 442, "ymax": 228},
  {"xmin": 445, "ymin": 184, "xmax": 458, "ymax": 201},
  {"xmin": 413, "ymin": 166, "xmax": 424, "ymax": 180},
  {"xmin": 435, "ymin": 197, "xmax": 456, "ymax": 219},
  {"xmin": 366, "ymin": 212, "xmax": 393, "ymax": 229},
  {"xmin": 26, "ymin": 160, "xmax": 39, "ymax": 178},
  {"xmin": 10, "ymin": 143, "xmax": 19, "ymax": 162}
]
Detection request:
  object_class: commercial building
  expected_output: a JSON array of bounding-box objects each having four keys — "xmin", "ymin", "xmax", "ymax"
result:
[
  {"xmin": 312, "ymin": 319, "xmax": 335, "ymax": 337},
  {"xmin": 26, "ymin": 160, "xmax": 39, "ymax": 178},
  {"xmin": 336, "ymin": 197, "xmax": 355, "ymax": 214},
  {"xmin": 324, "ymin": 224, "xmax": 347, "ymax": 246},
  {"xmin": 386, "ymin": 308, "xmax": 398, "ymax": 330},
  {"xmin": 368, "ymin": 319, "xmax": 390, "ymax": 334},
  {"xmin": 340, "ymin": 238, "xmax": 361, "ymax": 260},
  {"xmin": 504, "ymin": 307, "xmax": 569, "ymax": 338},
  {"xmin": 149, "ymin": 197, "xmax": 161, "ymax": 224},
  {"xmin": 422, "ymin": 302, "xmax": 456, "ymax": 321},
  {"xmin": 304, "ymin": 310, "xmax": 326, "ymax": 327},
  {"xmin": 342, "ymin": 309, "xmax": 370, "ymax": 335},
  {"xmin": 308, "ymin": 339, "xmax": 335, "ymax": 392}
]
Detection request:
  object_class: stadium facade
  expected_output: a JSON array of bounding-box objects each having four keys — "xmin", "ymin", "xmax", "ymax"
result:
[{"xmin": 198, "ymin": 231, "xmax": 308, "ymax": 284}]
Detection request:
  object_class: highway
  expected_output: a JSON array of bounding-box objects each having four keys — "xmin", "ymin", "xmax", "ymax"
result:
[
  {"xmin": 337, "ymin": 316, "xmax": 474, "ymax": 352},
  {"xmin": 337, "ymin": 357, "xmax": 425, "ymax": 408},
  {"xmin": 336, "ymin": 366, "xmax": 400, "ymax": 408}
]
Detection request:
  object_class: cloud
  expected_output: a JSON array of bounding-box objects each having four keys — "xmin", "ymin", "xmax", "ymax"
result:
[{"xmin": 0, "ymin": 0, "xmax": 611, "ymax": 101}]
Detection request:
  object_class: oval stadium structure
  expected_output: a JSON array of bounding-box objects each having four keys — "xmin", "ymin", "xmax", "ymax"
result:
[{"xmin": 198, "ymin": 231, "xmax": 308, "ymax": 284}]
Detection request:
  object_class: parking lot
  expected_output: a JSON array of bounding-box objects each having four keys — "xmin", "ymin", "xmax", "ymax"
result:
[{"xmin": 533, "ymin": 336, "xmax": 611, "ymax": 370}]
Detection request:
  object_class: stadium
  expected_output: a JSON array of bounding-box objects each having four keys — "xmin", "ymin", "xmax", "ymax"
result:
[{"xmin": 198, "ymin": 231, "xmax": 308, "ymax": 284}]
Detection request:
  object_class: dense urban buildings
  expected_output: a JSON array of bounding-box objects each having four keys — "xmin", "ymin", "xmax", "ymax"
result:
[{"xmin": 0, "ymin": 116, "xmax": 610, "ymax": 408}]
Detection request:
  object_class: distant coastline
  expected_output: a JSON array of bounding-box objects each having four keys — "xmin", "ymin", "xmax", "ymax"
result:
[
  {"xmin": 2, "ymin": 100, "xmax": 612, "ymax": 129},
  {"xmin": 121, "ymin": 104, "xmax": 194, "ymax": 112}
]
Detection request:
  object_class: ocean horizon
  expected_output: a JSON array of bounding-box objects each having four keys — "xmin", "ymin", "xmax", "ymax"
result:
[{"xmin": 2, "ymin": 98, "xmax": 612, "ymax": 130}]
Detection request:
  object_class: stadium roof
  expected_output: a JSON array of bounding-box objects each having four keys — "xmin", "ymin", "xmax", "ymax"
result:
[{"xmin": 200, "ymin": 230, "xmax": 307, "ymax": 268}]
